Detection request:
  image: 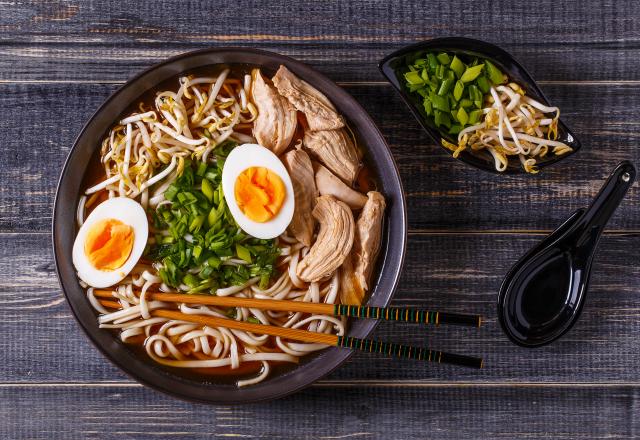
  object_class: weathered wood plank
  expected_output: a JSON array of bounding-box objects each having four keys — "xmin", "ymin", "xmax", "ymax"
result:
[
  {"xmin": 0, "ymin": 82, "xmax": 637, "ymax": 232},
  {"xmin": 2, "ymin": 0, "xmax": 640, "ymax": 84},
  {"xmin": 2, "ymin": 42, "xmax": 640, "ymax": 83},
  {"xmin": 2, "ymin": 0, "xmax": 639, "ymax": 46},
  {"xmin": 1, "ymin": 384, "xmax": 638, "ymax": 439},
  {"xmin": 3, "ymin": 232, "xmax": 639, "ymax": 384},
  {"xmin": 1, "ymin": 0, "xmax": 639, "ymax": 437}
]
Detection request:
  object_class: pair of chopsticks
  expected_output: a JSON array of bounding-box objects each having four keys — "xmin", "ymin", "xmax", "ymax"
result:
[{"xmin": 94, "ymin": 290, "xmax": 483, "ymax": 369}]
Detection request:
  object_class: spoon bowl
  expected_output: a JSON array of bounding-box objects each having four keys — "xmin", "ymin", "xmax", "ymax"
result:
[{"xmin": 498, "ymin": 161, "xmax": 636, "ymax": 347}]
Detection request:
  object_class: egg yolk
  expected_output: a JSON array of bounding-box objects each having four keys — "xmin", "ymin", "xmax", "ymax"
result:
[
  {"xmin": 234, "ymin": 167, "xmax": 286, "ymax": 223},
  {"xmin": 84, "ymin": 218, "xmax": 134, "ymax": 271}
]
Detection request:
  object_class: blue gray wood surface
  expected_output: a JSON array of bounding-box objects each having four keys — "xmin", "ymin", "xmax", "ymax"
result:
[{"xmin": 1, "ymin": 1, "xmax": 639, "ymax": 438}]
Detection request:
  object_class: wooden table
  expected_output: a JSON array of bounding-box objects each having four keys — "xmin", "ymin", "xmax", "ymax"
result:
[{"xmin": 2, "ymin": 1, "xmax": 639, "ymax": 438}]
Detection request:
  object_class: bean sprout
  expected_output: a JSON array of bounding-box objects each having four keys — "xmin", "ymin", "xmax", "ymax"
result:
[{"xmin": 442, "ymin": 83, "xmax": 572, "ymax": 173}]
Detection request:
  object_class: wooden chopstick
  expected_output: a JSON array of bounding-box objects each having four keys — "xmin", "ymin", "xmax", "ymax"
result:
[
  {"xmin": 98, "ymin": 299, "xmax": 122, "ymax": 309},
  {"xmin": 94, "ymin": 290, "xmax": 481, "ymax": 327},
  {"xmin": 152, "ymin": 309, "xmax": 483, "ymax": 369}
]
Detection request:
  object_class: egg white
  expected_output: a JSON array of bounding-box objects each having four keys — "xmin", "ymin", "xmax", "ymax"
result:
[
  {"xmin": 222, "ymin": 143, "xmax": 295, "ymax": 239},
  {"xmin": 73, "ymin": 197, "xmax": 149, "ymax": 288}
]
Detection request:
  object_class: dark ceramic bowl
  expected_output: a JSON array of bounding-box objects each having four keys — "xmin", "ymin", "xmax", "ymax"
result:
[
  {"xmin": 379, "ymin": 37, "xmax": 581, "ymax": 174},
  {"xmin": 53, "ymin": 48, "xmax": 407, "ymax": 404}
]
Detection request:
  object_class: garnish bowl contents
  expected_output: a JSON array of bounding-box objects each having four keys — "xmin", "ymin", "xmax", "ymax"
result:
[
  {"xmin": 379, "ymin": 37, "xmax": 581, "ymax": 174},
  {"xmin": 53, "ymin": 48, "xmax": 406, "ymax": 404}
]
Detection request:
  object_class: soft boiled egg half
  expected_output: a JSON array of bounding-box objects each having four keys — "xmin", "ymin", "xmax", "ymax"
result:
[
  {"xmin": 222, "ymin": 143, "xmax": 295, "ymax": 239},
  {"xmin": 73, "ymin": 197, "xmax": 148, "ymax": 288}
]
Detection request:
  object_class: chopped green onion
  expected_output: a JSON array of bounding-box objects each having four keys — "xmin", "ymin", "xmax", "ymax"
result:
[
  {"xmin": 144, "ymin": 157, "xmax": 279, "ymax": 293},
  {"xmin": 183, "ymin": 273, "xmax": 200, "ymax": 288},
  {"xmin": 434, "ymin": 110, "xmax": 451, "ymax": 128},
  {"xmin": 400, "ymin": 51, "xmax": 501, "ymax": 136},
  {"xmin": 485, "ymin": 60, "xmax": 506, "ymax": 85},
  {"xmin": 208, "ymin": 205, "xmax": 220, "ymax": 227},
  {"xmin": 431, "ymin": 94, "xmax": 449, "ymax": 111},
  {"xmin": 427, "ymin": 53, "xmax": 439, "ymax": 70},
  {"xmin": 189, "ymin": 214, "xmax": 205, "ymax": 233},
  {"xmin": 201, "ymin": 178, "xmax": 214, "ymax": 202},
  {"xmin": 469, "ymin": 109, "xmax": 482, "ymax": 125},
  {"xmin": 404, "ymin": 70, "xmax": 423, "ymax": 85},
  {"xmin": 236, "ymin": 244, "xmax": 252, "ymax": 263},
  {"xmin": 423, "ymin": 99, "xmax": 433, "ymax": 116},
  {"xmin": 207, "ymin": 256, "xmax": 222, "ymax": 269},
  {"xmin": 196, "ymin": 161, "xmax": 208, "ymax": 177},
  {"xmin": 459, "ymin": 98, "xmax": 473, "ymax": 108},
  {"xmin": 468, "ymin": 85, "xmax": 482, "ymax": 108},
  {"xmin": 449, "ymin": 124, "xmax": 462, "ymax": 135},
  {"xmin": 453, "ymin": 80, "xmax": 464, "ymax": 101},
  {"xmin": 460, "ymin": 64, "xmax": 485, "ymax": 83},
  {"xmin": 437, "ymin": 78, "xmax": 454, "ymax": 96},
  {"xmin": 436, "ymin": 52, "xmax": 450, "ymax": 65},
  {"xmin": 476, "ymin": 76, "xmax": 491, "ymax": 93},
  {"xmin": 449, "ymin": 56, "xmax": 465, "ymax": 78},
  {"xmin": 164, "ymin": 184, "xmax": 179, "ymax": 201},
  {"xmin": 457, "ymin": 107, "xmax": 469, "ymax": 126}
]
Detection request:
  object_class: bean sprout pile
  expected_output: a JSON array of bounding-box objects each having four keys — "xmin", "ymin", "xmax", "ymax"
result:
[{"xmin": 443, "ymin": 83, "xmax": 572, "ymax": 173}]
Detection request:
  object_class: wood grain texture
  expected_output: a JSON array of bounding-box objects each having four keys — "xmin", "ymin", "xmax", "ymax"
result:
[
  {"xmin": 0, "ymin": 82, "xmax": 638, "ymax": 232},
  {"xmin": 1, "ymin": 384, "xmax": 639, "ymax": 439},
  {"xmin": 1, "ymin": 0, "xmax": 640, "ymax": 83},
  {"xmin": 3, "ymin": 232, "xmax": 639, "ymax": 384},
  {"xmin": 2, "ymin": 42, "xmax": 640, "ymax": 83},
  {"xmin": 1, "ymin": 0, "xmax": 639, "ymax": 45},
  {"xmin": 2, "ymin": 0, "xmax": 640, "ymax": 437}
]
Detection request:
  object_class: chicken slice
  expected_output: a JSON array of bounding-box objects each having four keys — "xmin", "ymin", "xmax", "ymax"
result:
[
  {"xmin": 313, "ymin": 162, "xmax": 367, "ymax": 210},
  {"xmin": 303, "ymin": 128, "xmax": 360, "ymax": 185},
  {"xmin": 339, "ymin": 191, "xmax": 386, "ymax": 305},
  {"xmin": 283, "ymin": 149, "xmax": 317, "ymax": 246},
  {"xmin": 353, "ymin": 191, "xmax": 386, "ymax": 290},
  {"xmin": 251, "ymin": 68, "xmax": 297, "ymax": 155},
  {"xmin": 272, "ymin": 65, "xmax": 344, "ymax": 131},
  {"xmin": 339, "ymin": 253, "xmax": 366, "ymax": 306},
  {"xmin": 296, "ymin": 195, "xmax": 355, "ymax": 282}
]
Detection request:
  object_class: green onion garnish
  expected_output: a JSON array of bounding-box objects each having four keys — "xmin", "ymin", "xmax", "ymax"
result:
[
  {"xmin": 146, "ymin": 154, "xmax": 280, "ymax": 294},
  {"xmin": 400, "ymin": 51, "xmax": 506, "ymax": 133}
]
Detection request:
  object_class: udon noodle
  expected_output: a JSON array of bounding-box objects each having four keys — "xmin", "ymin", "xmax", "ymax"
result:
[{"xmin": 76, "ymin": 65, "xmax": 383, "ymax": 386}]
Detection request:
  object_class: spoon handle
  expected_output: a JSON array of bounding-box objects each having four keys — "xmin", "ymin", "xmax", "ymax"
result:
[{"xmin": 574, "ymin": 161, "xmax": 636, "ymax": 243}]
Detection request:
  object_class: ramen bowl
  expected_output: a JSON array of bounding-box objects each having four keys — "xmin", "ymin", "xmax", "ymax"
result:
[{"xmin": 53, "ymin": 48, "xmax": 407, "ymax": 404}]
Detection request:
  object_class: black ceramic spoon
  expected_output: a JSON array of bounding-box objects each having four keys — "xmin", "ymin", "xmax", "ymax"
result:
[{"xmin": 498, "ymin": 161, "xmax": 636, "ymax": 347}]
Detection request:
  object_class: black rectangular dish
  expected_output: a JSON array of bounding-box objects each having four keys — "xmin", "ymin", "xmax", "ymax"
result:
[{"xmin": 379, "ymin": 37, "xmax": 581, "ymax": 175}]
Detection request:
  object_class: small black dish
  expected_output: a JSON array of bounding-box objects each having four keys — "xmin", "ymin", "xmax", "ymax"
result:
[
  {"xmin": 498, "ymin": 161, "xmax": 636, "ymax": 347},
  {"xmin": 378, "ymin": 37, "xmax": 582, "ymax": 174}
]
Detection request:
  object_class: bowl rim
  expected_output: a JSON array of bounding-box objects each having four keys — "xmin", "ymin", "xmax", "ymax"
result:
[
  {"xmin": 52, "ymin": 47, "xmax": 407, "ymax": 404},
  {"xmin": 378, "ymin": 36, "xmax": 582, "ymax": 175}
]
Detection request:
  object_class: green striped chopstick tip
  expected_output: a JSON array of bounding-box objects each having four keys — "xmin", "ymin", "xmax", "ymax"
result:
[
  {"xmin": 336, "ymin": 335, "xmax": 483, "ymax": 369},
  {"xmin": 333, "ymin": 304, "xmax": 481, "ymax": 328}
]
